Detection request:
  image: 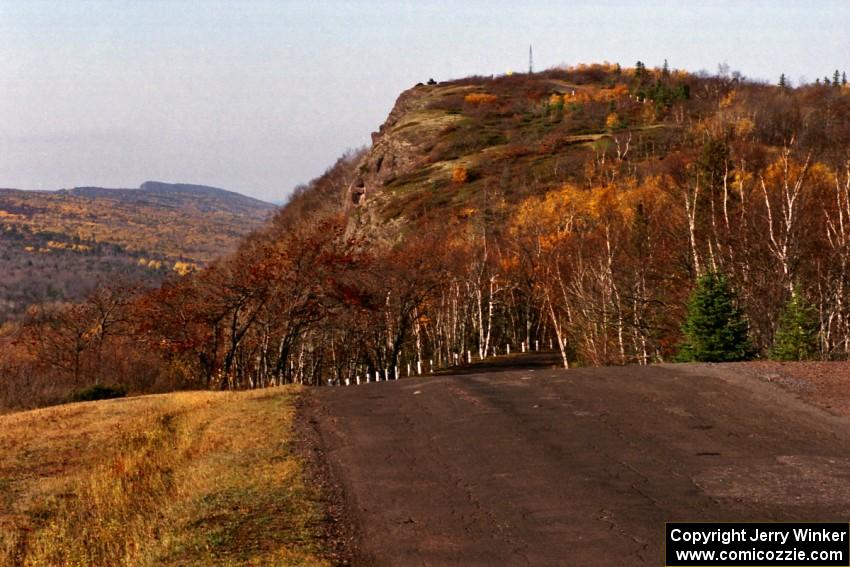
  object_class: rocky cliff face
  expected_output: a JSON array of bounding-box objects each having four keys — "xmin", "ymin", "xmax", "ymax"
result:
[
  {"xmin": 344, "ymin": 82, "xmax": 474, "ymax": 234},
  {"xmin": 347, "ymin": 85, "xmax": 431, "ymax": 206}
]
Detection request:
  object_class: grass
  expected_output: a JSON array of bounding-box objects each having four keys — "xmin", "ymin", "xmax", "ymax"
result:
[{"xmin": 0, "ymin": 386, "xmax": 333, "ymax": 566}]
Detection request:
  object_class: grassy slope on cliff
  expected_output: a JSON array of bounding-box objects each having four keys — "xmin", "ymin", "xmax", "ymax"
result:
[{"xmin": 0, "ymin": 387, "xmax": 337, "ymax": 566}]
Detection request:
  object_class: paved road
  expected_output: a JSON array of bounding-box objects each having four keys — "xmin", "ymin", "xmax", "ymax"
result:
[{"xmin": 305, "ymin": 355, "xmax": 850, "ymax": 566}]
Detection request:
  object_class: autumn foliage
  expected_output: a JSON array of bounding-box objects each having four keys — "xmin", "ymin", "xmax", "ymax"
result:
[
  {"xmin": 451, "ymin": 166, "xmax": 469, "ymax": 184},
  {"xmin": 464, "ymin": 93, "xmax": 498, "ymax": 105},
  {"xmin": 7, "ymin": 64, "xmax": 850, "ymax": 409}
]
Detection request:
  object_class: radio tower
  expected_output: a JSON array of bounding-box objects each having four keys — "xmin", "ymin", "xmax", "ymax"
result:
[{"xmin": 528, "ymin": 44, "xmax": 533, "ymax": 74}]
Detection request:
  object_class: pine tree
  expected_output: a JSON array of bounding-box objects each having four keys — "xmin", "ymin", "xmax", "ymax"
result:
[
  {"xmin": 833, "ymin": 69, "xmax": 841, "ymax": 87},
  {"xmin": 677, "ymin": 272, "xmax": 753, "ymax": 362},
  {"xmin": 635, "ymin": 61, "xmax": 647, "ymax": 81},
  {"xmin": 778, "ymin": 73, "xmax": 787, "ymax": 89},
  {"xmin": 662, "ymin": 59, "xmax": 670, "ymax": 77},
  {"xmin": 771, "ymin": 286, "xmax": 819, "ymax": 361},
  {"xmin": 843, "ymin": 71, "xmax": 847, "ymax": 86}
]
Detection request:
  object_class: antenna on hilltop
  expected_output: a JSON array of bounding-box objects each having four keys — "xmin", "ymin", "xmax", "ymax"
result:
[{"xmin": 529, "ymin": 44, "xmax": 533, "ymax": 74}]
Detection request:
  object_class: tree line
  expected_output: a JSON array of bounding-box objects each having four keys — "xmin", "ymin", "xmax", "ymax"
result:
[{"xmin": 4, "ymin": 64, "xmax": 850, "ymax": 408}]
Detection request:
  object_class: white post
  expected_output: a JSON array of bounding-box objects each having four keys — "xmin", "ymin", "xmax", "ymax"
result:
[
  {"xmin": 356, "ymin": 375, "xmax": 361, "ymax": 385},
  {"xmin": 345, "ymin": 377, "xmax": 350, "ymax": 386},
  {"xmin": 407, "ymin": 362, "xmax": 411, "ymax": 377},
  {"xmin": 492, "ymin": 346, "xmax": 497, "ymax": 357},
  {"xmin": 549, "ymin": 338, "xmax": 553, "ymax": 350},
  {"xmin": 417, "ymin": 360, "xmax": 422, "ymax": 375},
  {"xmin": 507, "ymin": 344, "xmax": 510, "ymax": 355},
  {"xmin": 467, "ymin": 350, "xmax": 472, "ymax": 364},
  {"xmin": 429, "ymin": 359, "xmax": 433, "ymax": 373},
  {"xmin": 395, "ymin": 366, "xmax": 399, "ymax": 380},
  {"xmin": 521, "ymin": 341, "xmax": 526, "ymax": 353},
  {"xmin": 376, "ymin": 370, "xmax": 380, "ymax": 382},
  {"xmin": 535, "ymin": 340, "xmax": 539, "ymax": 352}
]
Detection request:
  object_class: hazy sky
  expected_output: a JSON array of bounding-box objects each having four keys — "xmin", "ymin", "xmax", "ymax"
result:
[{"xmin": 1, "ymin": 1, "xmax": 848, "ymax": 202}]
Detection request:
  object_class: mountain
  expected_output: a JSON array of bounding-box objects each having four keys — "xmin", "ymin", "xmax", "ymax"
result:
[
  {"xmin": 183, "ymin": 63, "xmax": 850, "ymax": 383},
  {"xmin": 7, "ymin": 62, "xmax": 850, "ymax": 409},
  {"xmin": 0, "ymin": 181, "xmax": 276, "ymax": 321}
]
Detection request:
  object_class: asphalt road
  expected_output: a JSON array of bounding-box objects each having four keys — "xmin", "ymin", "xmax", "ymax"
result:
[{"xmin": 305, "ymin": 354, "xmax": 850, "ymax": 566}]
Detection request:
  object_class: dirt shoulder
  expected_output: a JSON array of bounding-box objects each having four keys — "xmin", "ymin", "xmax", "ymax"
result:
[
  {"xmin": 731, "ymin": 361, "xmax": 850, "ymax": 417},
  {"xmin": 296, "ymin": 394, "xmax": 358, "ymax": 566}
]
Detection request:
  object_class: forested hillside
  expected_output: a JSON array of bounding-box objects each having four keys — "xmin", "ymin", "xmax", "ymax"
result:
[
  {"xmin": 0, "ymin": 182, "xmax": 274, "ymax": 321},
  {"xmin": 5, "ymin": 62, "xmax": 850, "ymax": 409}
]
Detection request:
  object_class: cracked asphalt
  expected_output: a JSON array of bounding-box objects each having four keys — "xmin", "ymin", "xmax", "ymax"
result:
[{"xmin": 305, "ymin": 355, "xmax": 850, "ymax": 566}]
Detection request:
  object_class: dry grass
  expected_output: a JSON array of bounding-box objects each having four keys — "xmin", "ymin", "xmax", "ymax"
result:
[{"xmin": 0, "ymin": 387, "xmax": 332, "ymax": 566}]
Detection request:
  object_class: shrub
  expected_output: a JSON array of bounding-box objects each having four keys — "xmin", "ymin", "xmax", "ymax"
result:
[
  {"xmin": 70, "ymin": 384, "xmax": 128, "ymax": 402},
  {"xmin": 452, "ymin": 166, "xmax": 469, "ymax": 184},
  {"xmin": 464, "ymin": 93, "xmax": 498, "ymax": 105}
]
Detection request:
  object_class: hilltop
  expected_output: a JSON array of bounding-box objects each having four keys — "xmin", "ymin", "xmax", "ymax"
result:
[
  {"xmin": 345, "ymin": 66, "xmax": 692, "ymax": 230},
  {"xmin": 0, "ymin": 181, "xmax": 275, "ymax": 321}
]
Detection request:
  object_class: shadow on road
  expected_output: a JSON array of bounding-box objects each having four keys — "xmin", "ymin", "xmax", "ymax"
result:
[{"xmin": 433, "ymin": 351, "xmax": 562, "ymax": 376}]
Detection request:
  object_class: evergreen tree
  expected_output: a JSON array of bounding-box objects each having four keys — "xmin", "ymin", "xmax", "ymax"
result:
[
  {"xmin": 662, "ymin": 59, "xmax": 670, "ymax": 78},
  {"xmin": 635, "ymin": 60, "xmax": 647, "ymax": 82},
  {"xmin": 771, "ymin": 286, "xmax": 819, "ymax": 361},
  {"xmin": 833, "ymin": 69, "xmax": 841, "ymax": 87},
  {"xmin": 778, "ymin": 73, "xmax": 787, "ymax": 89},
  {"xmin": 843, "ymin": 71, "xmax": 847, "ymax": 86},
  {"xmin": 677, "ymin": 272, "xmax": 753, "ymax": 362}
]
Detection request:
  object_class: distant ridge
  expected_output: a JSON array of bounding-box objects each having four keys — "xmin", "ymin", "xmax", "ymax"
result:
[
  {"xmin": 0, "ymin": 180, "xmax": 276, "ymax": 320},
  {"xmin": 61, "ymin": 181, "xmax": 274, "ymax": 207}
]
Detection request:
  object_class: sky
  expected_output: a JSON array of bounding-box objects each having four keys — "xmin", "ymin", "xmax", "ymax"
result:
[{"xmin": 1, "ymin": 1, "xmax": 848, "ymax": 202}]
